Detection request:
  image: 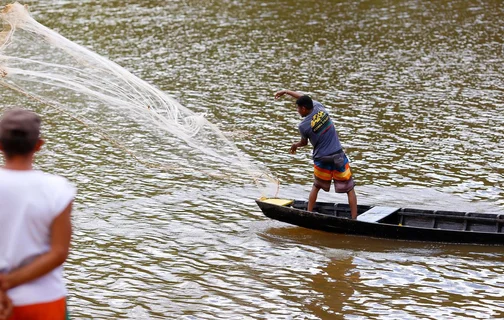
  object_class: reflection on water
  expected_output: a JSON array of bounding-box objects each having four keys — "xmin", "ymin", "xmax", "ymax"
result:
[
  {"xmin": 262, "ymin": 227, "xmax": 359, "ymax": 319},
  {"xmin": 1, "ymin": 0, "xmax": 503, "ymax": 319},
  {"xmin": 263, "ymin": 225, "xmax": 504, "ymax": 319}
]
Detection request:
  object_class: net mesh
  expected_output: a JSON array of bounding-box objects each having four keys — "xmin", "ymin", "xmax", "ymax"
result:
[{"xmin": 0, "ymin": 2, "xmax": 279, "ymax": 196}]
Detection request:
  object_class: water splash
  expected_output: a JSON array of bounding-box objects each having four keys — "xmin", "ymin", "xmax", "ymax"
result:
[{"xmin": 0, "ymin": 2, "xmax": 278, "ymax": 196}]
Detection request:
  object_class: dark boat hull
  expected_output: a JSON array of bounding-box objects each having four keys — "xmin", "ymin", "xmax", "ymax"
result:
[{"xmin": 256, "ymin": 199, "xmax": 504, "ymax": 245}]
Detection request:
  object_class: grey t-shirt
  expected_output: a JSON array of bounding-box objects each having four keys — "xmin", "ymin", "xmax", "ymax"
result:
[{"xmin": 298, "ymin": 100, "xmax": 342, "ymax": 160}]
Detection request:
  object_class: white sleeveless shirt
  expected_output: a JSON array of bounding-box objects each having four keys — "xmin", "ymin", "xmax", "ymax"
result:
[{"xmin": 0, "ymin": 168, "xmax": 76, "ymax": 306}]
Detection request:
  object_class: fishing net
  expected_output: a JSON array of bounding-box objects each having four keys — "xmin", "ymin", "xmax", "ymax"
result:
[{"xmin": 0, "ymin": 2, "xmax": 278, "ymax": 196}]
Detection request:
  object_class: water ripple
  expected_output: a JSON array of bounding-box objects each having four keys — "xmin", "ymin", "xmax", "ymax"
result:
[{"xmin": 1, "ymin": 0, "xmax": 503, "ymax": 319}]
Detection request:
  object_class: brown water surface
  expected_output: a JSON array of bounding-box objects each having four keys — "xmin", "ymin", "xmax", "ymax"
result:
[{"xmin": 1, "ymin": 0, "xmax": 503, "ymax": 319}]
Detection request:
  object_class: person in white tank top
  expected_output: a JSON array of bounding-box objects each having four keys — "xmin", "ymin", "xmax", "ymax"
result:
[{"xmin": 0, "ymin": 109, "xmax": 76, "ymax": 320}]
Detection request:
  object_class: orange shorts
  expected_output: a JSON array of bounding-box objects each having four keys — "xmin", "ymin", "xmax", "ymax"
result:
[
  {"xmin": 8, "ymin": 297, "xmax": 67, "ymax": 320},
  {"xmin": 313, "ymin": 152, "xmax": 355, "ymax": 193}
]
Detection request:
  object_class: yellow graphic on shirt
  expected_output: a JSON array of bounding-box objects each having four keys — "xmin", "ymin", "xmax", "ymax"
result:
[{"xmin": 311, "ymin": 111, "xmax": 330, "ymax": 133}]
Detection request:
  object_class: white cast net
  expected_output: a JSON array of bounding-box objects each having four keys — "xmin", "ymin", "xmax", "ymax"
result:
[{"xmin": 0, "ymin": 2, "xmax": 279, "ymax": 196}]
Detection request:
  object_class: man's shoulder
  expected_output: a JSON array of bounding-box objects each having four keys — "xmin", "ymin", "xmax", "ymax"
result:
[
  {"xmin": 40, "ymin": 171, "xmax": 75, "ymax": 189},
  {"xmin": 28, "ymin": 170, "xmax": 67, "ymax": 181},
  {"xmin": 24, "ymin": 170, "xmax": 74, "ymax": 190},
  {"xmin": 312, "ymin": 100, "xmax": 325, "ymax": 109},
  {"xmin": 298, "ymin": 115, "xmax": 312, "ymax": 136}
]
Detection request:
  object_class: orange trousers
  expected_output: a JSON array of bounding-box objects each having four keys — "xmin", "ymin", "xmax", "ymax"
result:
[{"xmin": 8, "ymin": 297, "xmax": 67, "ymax": 320}]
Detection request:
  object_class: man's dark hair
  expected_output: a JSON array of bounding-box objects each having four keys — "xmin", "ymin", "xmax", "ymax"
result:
[
  {"xmin": 296, "ymin": 95, "xmax": 314, "ymax": 110},
  {"xmin": 0, "ymin": 132, "xmax": 39, "ymax": 157}
]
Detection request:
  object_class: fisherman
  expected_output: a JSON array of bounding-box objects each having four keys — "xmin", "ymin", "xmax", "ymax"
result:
[
  {"xmin": 0, "ymin": 108, "xmax": 76, "ymax": 319},
  {"xmin": 275, "ymin": 90, "xmax": 357, "ymax": 219}
]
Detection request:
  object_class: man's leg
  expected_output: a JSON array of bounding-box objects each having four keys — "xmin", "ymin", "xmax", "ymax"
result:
[
  {"xmin": 308, "ymin": 184, "xmax": 321, "ymax": 211},
  {"xmin": 347, "ymin": 188, "xmax": 357, "ymax": 219}
]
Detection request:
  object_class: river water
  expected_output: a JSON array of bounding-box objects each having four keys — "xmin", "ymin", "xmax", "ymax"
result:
[{"xmin": 1, "ymin": 0, "xmax": 503, "ymax": 319}]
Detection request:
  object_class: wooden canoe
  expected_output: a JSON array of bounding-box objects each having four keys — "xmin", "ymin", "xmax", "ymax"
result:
[{"xmin": 256, "ymin": 198, "xmax": 504, "ymax": 245}]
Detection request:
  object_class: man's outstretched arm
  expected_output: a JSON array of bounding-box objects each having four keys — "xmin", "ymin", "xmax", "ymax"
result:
[{"xmin": 274, "ymin": 89, "xmax": 304, "ymax": 100}]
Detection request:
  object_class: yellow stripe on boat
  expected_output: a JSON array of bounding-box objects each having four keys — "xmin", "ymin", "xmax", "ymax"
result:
[{"xmin": 259, "ymin": 198, "xmax": 294, "ymax": 206}]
